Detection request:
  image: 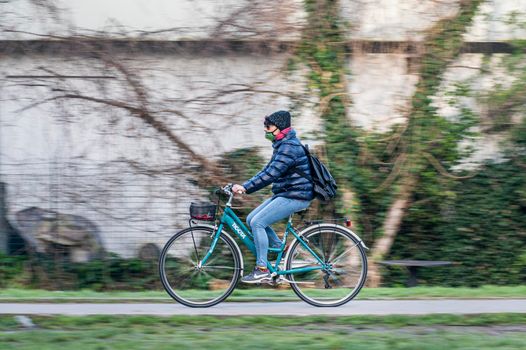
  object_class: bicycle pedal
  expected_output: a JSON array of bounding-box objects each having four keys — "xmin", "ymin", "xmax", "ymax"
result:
[{"xmin": 270, "ymin": 276, "xmax": 284, "ymax": 284}]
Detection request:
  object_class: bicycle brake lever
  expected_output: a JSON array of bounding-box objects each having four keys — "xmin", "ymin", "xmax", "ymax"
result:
[{"xmin": 222, "ymin": 184, "xmax": 234, "ymax": 195}]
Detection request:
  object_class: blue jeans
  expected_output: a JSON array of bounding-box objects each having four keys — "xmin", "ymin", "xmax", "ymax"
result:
[{"xmin": 246, "ymin": 196, "xmax": 311, "ymax": 267}]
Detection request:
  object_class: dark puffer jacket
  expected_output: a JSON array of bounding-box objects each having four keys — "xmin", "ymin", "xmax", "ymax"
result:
[{"xmin": 242, "ymin": 129, "xmax": 314, "ymax": 201}]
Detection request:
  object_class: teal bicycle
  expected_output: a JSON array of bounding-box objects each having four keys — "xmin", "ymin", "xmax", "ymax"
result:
[{"xmin": 159, "ymin": 184, "xmax": 368, "ymax": 307}]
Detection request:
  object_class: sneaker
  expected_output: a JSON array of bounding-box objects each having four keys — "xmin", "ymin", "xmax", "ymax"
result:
[{"xmin": 241, "ymin": 266, "xmax": 271, "ymax": 284}]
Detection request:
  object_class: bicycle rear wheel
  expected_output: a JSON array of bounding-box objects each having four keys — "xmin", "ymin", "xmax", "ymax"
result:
[
  {"xmin": 285, "ymin": 224, "xmax": 367, "ymax": 307},
  {"xmin": 159, "ymin": 226, "xmax": 242, "ymax": 307}
]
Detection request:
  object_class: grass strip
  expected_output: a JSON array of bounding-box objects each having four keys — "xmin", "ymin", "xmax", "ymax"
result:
[
  {"xmin": 0, "ymin": 285, "xmax": 524, "ymax": 303},
  {"xmin": 1, "ymin": 314, "xmax": 525, "ymax": 350},
  {"xmin": 1, "ymin": 331, "xmax": 524, "ymax": 350},
  {"xmin": 1, "ymin": 313, "xmax": 525, "ymax": 330}
]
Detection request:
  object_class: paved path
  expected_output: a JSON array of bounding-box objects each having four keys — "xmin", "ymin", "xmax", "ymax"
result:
[{"xmin": 1, "ymin": 300, "xmax": 525, "ymax": 316}]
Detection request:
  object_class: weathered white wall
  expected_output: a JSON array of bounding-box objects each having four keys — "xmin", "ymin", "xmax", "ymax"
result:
[
  {"xmin": 2, "ymin": 0, "xmax": 525, "ymax": 256},
  {"xmin": 341, "ymin": 0, "xmax": 459, "ymax": 40},
  {"xmin": 344, "ymin": 0, "xmax": 526, "ymax": 134},
  {"xmin": 347, "ymin": 54, "xmax": 419, "ymax": 131},
  {"xmin": 432, "ymin": 53, "xmax": 523, "ymax": 169},
  {"xmin": 342, "ymin": 0, "xmax": 526, "ymax": 178},
  {"xmin": 464, "ymin": 0, "xmax": 526, "ymax": 41},
  {"xmin": 0, "ymin": 53, "xmax": 320, "ymax": 256},
  {"xmin": 342, "ymin": 0, "xmax": 526, "ymax": 41},
  {"xmin": 0, "ymin": 0, "xmax": 314, "ymax": 256},
  {"xmin": 1, "ymin": 0, "xmax": 306, "ymax": 40}
]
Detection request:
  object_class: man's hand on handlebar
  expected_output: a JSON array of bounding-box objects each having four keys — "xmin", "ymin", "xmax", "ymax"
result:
[{"xmin": 232, "ymin": 184, "xmax": 246, "ymax": 195}]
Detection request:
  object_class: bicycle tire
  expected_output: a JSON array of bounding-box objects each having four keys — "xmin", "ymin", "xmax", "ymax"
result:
[
  {"xmin": 285, "ymin": 224, "xmax": 368, "ymax": 307},
  {"xmin": 159, "ymin": 226, "xmax": 242, "ymax": 307}
]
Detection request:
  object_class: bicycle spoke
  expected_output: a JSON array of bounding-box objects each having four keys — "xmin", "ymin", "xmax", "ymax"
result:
[
  {"xmin": 189, "ymin": 229, "xmax": 201, "ymax": 263},
  {"xmin": 324, "ymin": 231, "xmax": 336, "ymax": 262},
  {"xmin": 171, "ymin": 268, "xmax": 197, "ymax": 287},
  {"xmin": 326, "ymin": 237, "xmax": 345, "ymax": 262},
  {"xmin": 180, "ymin": 255, "xmax": 198, "ymax": 268},
  {"xmin": 203, "ymin": 254, "xmax": 220, "ymax": 267},
  {"xmin": 292, "ymin": 254, "xmax": 319, "ymax": 266},
  {"xmin": 198, "ymin": 268, "xmax": 214, "ymax": 280},
  {"xmin": 331, "ymin": 241, "xmax": 360, "ymax": 264},
  {"xmin": 160, "ymin": 227, "xmax": 241, "ymax": 307},
  {"xmin": 319, "ymin": 229, "xmax": 327, "ymax": 262},
  {"xmin": 289, "ymin": 263, "xmax": 319, "ymax": 270},
  {"xmin": 286, "ymin": 227, "xmax": 367, "ymax": 307},
  {"xmin": 327, "ymin": 275, "xmax": 344, "ymax": 287},
  {"xmin": 203, "ymin": 265, "xmax": 238, "ymax": 270},
  {"xmin": 303, "ymin": 240, "xmax": 326, "ymax": 263}
]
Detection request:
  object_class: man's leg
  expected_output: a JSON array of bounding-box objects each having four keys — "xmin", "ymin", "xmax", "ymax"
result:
[
  {"xmin": 250, "ymin": 197, "xmax": 311, "ymax": 268},
  {"xmin": 248, "ymin": 201, "xmax": 283, "ymax": 249},
  {"xmin": 246, "ymin": 197, "xmax": 274, "ymax": 253},
  {"xmin": 266, "ymin": 226, "xmax": 283, "ymax": 249},
  {"xmin": 246, "ymin": 197, "xmax": 274, "ymax": 230}
]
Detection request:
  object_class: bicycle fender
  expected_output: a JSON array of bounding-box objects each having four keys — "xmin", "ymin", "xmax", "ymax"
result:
[{"xmin": 295, "ymin": 223, "xmax": 368, "ymax": 250}]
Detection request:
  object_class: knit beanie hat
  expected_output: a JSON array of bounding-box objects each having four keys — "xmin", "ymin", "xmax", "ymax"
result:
[{"xmin": 264, "ymin": 110, "xmax": 291, "ymax": 130}]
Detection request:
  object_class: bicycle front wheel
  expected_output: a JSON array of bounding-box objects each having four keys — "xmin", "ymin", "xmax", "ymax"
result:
[
  {"xmin": 286, "ymin": 224, "xmax": 368, "ymax": 307},
  {"xmin": 159, "ymin": 226, "xmax": 242, "ymax": 307}
]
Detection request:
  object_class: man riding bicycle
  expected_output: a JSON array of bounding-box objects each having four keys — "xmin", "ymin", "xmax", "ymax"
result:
[{"xmin": 232, "ymin": 110, "xmax": 314, "ymax": 283}]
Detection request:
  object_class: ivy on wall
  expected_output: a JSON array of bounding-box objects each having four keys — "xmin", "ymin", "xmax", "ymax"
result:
[
  {"xmin": 294, "ymin": 0, "xmax": 525, "ymax": 286},
  {"xmin": 385, "ymin": 31, "xmax": 526, "ymax": 287}
]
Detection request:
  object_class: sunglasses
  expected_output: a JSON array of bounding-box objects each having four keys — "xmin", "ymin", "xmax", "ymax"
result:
[{"xmin": 263, "ymin": 117, "xmax": 274, "ymax": 128}]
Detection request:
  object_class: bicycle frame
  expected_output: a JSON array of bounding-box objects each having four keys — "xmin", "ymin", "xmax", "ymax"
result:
[{"xmin": 199, "ymin": 203, "xmax": 327, "ymax": 275}]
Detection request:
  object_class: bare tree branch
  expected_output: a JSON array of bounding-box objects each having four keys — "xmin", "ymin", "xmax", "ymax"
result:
[{"xmin": 423, "ymin": 152, "xmax": 479, "ymax": 179}]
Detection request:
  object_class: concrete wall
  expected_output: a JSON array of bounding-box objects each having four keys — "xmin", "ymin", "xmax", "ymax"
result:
[
  {"xmin": 341, "ymin": 0, "xmax": 459, "ymax": 41},
  {"xmin": 0, "ymin": 52, "xmax": 320, "ymax": 257},
  {"xmin": 344, "ymin": 0, "xmax": 526, "ymax": 134},
  {"xmin": 341, "ymin": 0, "xmax": 526, "ymax": 41},
  {"xmin": 1, "ymin": 0, "xmax": 525, "ymax": 256},
  {"xmin": 432, "ymin": 53, "xmax": 521, "ymax": 169},
  {"xmin": 465, "ymin": 0, "xmax": 526, "ymax": 41},
  {"xmin": 0, "ymin": 0, "xmax": 317, "ymax": 256},
  {"xmin": 1, "ymin": 0, "xmax": 305, "ymax": 40},
  {"xmin": 347, "ymin": 53, "xmax": 419, "ymax": 131}
]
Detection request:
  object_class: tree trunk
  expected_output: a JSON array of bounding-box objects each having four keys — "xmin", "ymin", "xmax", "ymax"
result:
[
  {"xmin": 366, "ymin": 0, "xmax": 483, "ymax": 287},
  {"xmin": 367, "ymin": 175, "xmax": 416, "ymax": 287}
]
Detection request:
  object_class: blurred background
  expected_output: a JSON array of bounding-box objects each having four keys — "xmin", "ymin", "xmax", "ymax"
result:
[{"xmin": 0, "ymin": 0, "xmax": 525, "ymax": 292}]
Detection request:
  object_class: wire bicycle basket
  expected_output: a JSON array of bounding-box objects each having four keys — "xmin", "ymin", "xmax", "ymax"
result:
[{"xmin": 189, "ymin": 202, "xmax": 217, "ymax": 221}]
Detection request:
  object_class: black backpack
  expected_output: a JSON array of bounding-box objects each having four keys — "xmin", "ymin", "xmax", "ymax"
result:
[{"xmin": 294, "ymin": 144, "xmax": 337, "ymax": 202}]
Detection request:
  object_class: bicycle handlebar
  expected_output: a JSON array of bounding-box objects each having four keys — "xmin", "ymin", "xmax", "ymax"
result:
[
  {"xmin": 214, "ymin": 184, "xmax": 233, "ymax": 195},
  {"xmin": 221, "ymin": 183, "xmax": 234, "ymax": 195},
  {"xmin": 218, "ymin": 184, "xmax": 235, "ymax": 206}
]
